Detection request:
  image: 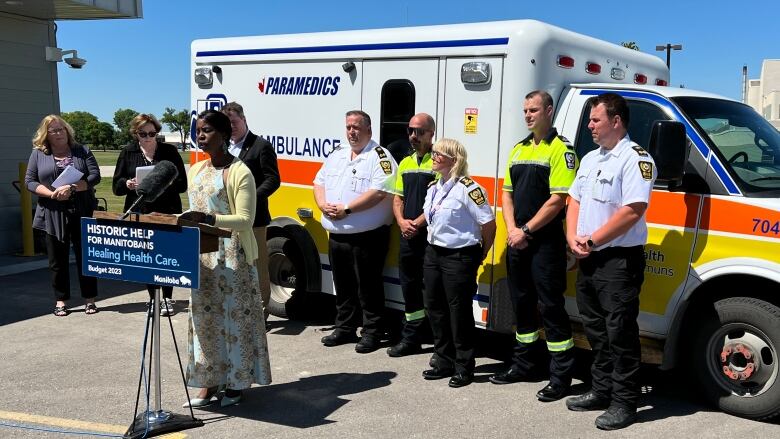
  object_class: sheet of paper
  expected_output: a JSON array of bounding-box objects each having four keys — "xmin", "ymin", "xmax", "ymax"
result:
[
  {"xmin": 51, "ymin": 165, "xmax": 84, "ymax": 188},
  {"xmin": 135, "ymin": 165, "xmax": 155, "ymax": 185}
]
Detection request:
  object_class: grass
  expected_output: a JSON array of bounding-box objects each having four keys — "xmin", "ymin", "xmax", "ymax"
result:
[
  {"xmin": 93, "ymin": 175, "xmax": 190, "ymax": 213},
  {"xmin": 92, "ymin": 150, "xmax": 191, "ymax": 167}
]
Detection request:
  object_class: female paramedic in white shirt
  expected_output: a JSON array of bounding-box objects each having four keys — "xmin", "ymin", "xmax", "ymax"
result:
[{"xmin": 421, "ymin": 138, "xmax": 496, "ymax": 388}]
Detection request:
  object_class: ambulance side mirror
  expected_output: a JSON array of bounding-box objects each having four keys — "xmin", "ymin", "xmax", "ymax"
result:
[{"xmin": 647, "ymin": 120, "xmax": 688, "ymax": 187}]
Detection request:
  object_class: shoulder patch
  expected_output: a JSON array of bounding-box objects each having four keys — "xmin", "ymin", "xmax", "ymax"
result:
[
  {"xmin": 375, "ymin": 146, "xmax": 387, "ymax": 159},
  {"xmin": 564, "ymin": 152, "xmax": 576, "ymax": 170},
  {"xmin": 468, "ymin": 188, "xmax": 486, "ymax": 206},
  {"xmin": 379, "ymin": 160, "xmax": 392, "ymax": 175},
  {"xmin": 459, "ymin": 176, "xmax": 475, "ymax": 187},
  {"xmin": 632, "ymin": 145, "xmax": 648, "ymax": 157},
  {"xmin": 638, "ymin": 161, "xmax": 653, "ymax": 181}
]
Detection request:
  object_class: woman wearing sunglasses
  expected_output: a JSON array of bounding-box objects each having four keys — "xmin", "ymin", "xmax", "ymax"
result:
[
  {"xmin": 421, "ymin": 138, "xmax": 496, "ymax": 388},
  {"xmin": 112, "ymin": 114, "xmax": 187, "ymax": 315}
]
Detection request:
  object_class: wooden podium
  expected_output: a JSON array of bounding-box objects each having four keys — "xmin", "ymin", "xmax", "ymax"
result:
[
  {"xmin": 90, "ymin": 211, "xmax": 230, "ymax": 439},
  {"xmin": 92, "ymin": 211, "xmax": 231, "ymax": 253}
]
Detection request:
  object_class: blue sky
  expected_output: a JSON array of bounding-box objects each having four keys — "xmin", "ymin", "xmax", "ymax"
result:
[{"xmin": 56, "ymin": 0, "xmax": 779, "ymax": 126}]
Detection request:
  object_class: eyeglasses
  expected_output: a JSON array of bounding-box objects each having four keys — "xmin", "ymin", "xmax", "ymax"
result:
[
  {"xmin": 137, "ymin": 131, "xmax": 157, "ymax": 138},
  {"xmin": 47, "ymin": 128, "xmax": 65, "ymax": 135},
  {"xmin": 407, "ymin": 127, "xmax": 430, "ymax": 137},
  {"xmin": 431, "ymin": 150, "xmax": 453, "ymax": 160}
]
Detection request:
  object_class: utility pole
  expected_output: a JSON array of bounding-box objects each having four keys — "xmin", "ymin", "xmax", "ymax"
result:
[{"xmin": 656, "ymin": 43, "xmax": 683, "ymax": 74}]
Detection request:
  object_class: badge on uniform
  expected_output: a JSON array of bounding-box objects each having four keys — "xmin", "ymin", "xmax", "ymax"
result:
[
  {"xmin": 375, "ymin": 147, "xmax": 387, "ymax": 159},
  {"xmin": 638, "ymin": 161, "xmax": 653, "ymax": 180},
  {"xmin": 459, "ymin": 176, "xmax": 474, "ymax": 186},
  {"xmin": 632, "ymin": 145, "xmax": 648, "ymax": 157},
  {"xmin": 564, "ymin": 152, "xmax": 576, "ymax": 170},
  {"xmin": 468, "ymin": 188, "xmax": 486, "ymax": 206},
  {"xmin": 380, "ymin": 160, "xmax": 392, "ymax": 175}
]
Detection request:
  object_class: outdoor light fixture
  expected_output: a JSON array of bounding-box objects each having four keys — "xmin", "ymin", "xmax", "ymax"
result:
[
  {"xmin": 655, "ymin": 43, "xmax": 683, "ymax": 69},
  {"xmin": 342, "ymin": 61, "xmax": 356, "ymax": 73},
  {"xmin": 461, "ymin": 61, "xmax": 491, "ymax": 84},
  {"xmin": 45, "ymin": 47, "xmax": 87, "ymax": 69},
  {"xmin": 194, "ymin": 67, "xmax": 214, "ymax": 86}
]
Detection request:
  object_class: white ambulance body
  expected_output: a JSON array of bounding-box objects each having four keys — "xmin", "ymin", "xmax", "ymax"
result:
[{"xmin": 191, "ymin": 20, "xmax": 780, "ymax": 420}]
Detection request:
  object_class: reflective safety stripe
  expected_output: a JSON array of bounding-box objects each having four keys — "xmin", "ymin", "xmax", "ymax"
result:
[
  {"xmin": 547, "ymin": 338, "xmax": 574, "ymax": 352},
  {"xmin": 405, "ymin": 309, "xmax": 426, "ymax": 321},
  {"xmin": 516, "ymin": 330, "xmax": 539, "ymax": 344}
]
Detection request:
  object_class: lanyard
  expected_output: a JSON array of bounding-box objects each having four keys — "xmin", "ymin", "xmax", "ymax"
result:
[{"xmin": 428, "ymin": 179, "xmax": 456, "ymax": 225}]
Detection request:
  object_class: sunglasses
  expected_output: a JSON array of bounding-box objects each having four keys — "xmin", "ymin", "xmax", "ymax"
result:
[
  {"xmin": 137, "ymin": 131, "xmax": 157, "ymax": 138},
  {"xmin": 431, "ymin": 150, "xmax": 453, "ymax": 160},
  {"xmin": 407, "ymin": 127, "xmax": 430, "ymax": 137},
  {"xmin": 47, "ymin": 128, "xmax": 65, "ymax": 135}
]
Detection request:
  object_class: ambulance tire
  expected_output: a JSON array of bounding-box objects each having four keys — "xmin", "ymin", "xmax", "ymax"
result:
[
  {"xmin": 691, "ymin": 297, "xmax": 780, "ymax": 420},
  {"xmin": 266, "ymin": 236, "xmax": 307, "ymax": 318}
]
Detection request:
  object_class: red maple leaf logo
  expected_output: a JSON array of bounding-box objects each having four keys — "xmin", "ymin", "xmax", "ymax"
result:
[{"xmin": 258, "ymin": 77, "xmax": 265, "ymax": 93}]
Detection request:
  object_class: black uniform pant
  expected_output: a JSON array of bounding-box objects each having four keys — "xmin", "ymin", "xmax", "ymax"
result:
[
  {"xmin": 576, "ymin": 245, "xmax": 645, "ymax": 410},
  {"xmin": 328, "ymin": 225, "xmax": 390, "ymax": 337},
  {"xmin": 45, "ymin": 213, "xmax": 97, "ymax": 301},
  {"xmin": 423, "ymin": 243, "xmax": 481, "ymax": 375},
  {"xmin": 147, "ymin": 285, "xmax": 173, "ymax": 300},
  {"xmin": 398, "ymin": 230, "xmax": 428, "ymax": 343},
  {"xmin": 506, "ymin": 230, "xmax": 574, "ymax": 387}
]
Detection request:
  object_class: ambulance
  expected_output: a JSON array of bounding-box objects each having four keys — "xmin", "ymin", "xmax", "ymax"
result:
[{"xmin": 190, "ymin": 20, "xmax": 780, "ymax": 420}]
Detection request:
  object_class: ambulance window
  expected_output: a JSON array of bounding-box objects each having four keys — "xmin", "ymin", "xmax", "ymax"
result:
[
  {"xmin": 380, "ymin": 80, "xmax": 415, "ymax": 160},
  {"xmin": 574, "ymin": 100, "xmax": 671, "ymax": 159}
]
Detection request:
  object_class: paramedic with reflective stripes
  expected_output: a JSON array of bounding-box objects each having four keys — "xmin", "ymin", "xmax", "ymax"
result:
[
  {"xmin": 565, "ymin": 93, "xmax": 656, "ymax": 430},
  {"xmin": 314, "ymin": 110, "xmax": 397, "ymax": 354},
  {"xmin": 421, "ymin": 138, "xmax": 496, "ymax": 388},
  {"xmin": 490, "ymin": 90, "xmax": 578, "ymax": 403},
  {"xmin": 388, "ymin": 113, "xmax": 437, "ymax": 358}
]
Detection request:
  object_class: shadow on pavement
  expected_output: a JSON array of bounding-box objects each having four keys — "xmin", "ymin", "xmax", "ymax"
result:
[
  {"xmin": 0, "ymin": 266, "xmax": 147, "ymax": 326},
  {"xmin": 196, "ymin": 371, "xmax": 397, "ymax": 428}
]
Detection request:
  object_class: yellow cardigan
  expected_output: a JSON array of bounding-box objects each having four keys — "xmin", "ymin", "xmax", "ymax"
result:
[{"xmin": 187, "ymin": 158, "xmax": 258, "ymax": 263}]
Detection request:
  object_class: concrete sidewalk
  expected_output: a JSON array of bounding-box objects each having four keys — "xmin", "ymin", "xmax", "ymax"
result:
[{"xmin": 0, "ymin": 262, "xmax": 776, "ymax": 438}]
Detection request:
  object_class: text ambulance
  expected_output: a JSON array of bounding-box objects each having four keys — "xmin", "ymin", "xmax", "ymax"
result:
[{"xmin": 191, "ymin": 20, "xmax": 780, "ymax": 420}]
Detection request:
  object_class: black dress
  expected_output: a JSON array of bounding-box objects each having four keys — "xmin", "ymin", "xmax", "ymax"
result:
[{"xmin": 112, "ymin": 141, "xmax": 187, "ymax": 214}]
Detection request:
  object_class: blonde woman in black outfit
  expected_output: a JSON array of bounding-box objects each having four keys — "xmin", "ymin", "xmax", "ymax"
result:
[
  {"xmin": 25, "ymin": 115, "xmax": 101, "ymax": 316},
  {"xmin": 112, "ymin": 114, "xmax": 187, "ymax": 315}
]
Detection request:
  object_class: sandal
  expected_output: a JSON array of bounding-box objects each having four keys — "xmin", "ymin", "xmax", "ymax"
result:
[
  {"xmin": 54, "ymin": 306, "xmax": 68, "ymax": 317},
  {"xmin": 85, "ymin": 303, "xmax": 98, "ymax": 315}
]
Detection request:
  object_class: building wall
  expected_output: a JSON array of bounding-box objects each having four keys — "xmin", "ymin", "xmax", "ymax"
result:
[
  {"xmin": 748, "ymin": 60, "xmax": 780, "ymax": 128},
  {"xmin": 0, "ymin": 13, "xmax": 59, "ymax": 254}
]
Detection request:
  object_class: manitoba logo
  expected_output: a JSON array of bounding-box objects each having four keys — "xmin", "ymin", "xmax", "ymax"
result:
[{"xmin": 258, "ymin": 75, "xmax": 340, "ymax": 96}]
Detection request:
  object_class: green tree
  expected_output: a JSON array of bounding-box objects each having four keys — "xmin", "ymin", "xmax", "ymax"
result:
[
  {"xmin": 61, "ymin": 111, "xmax": 100, "ymax": 145},
  {"xmin": 93, "ymin": 122, "xmax": 116, "ymax": 151},
  {"xmin": 161, "ymin": 107, "xmax": 190, "ymax": 150},
  {"xmin": 620, "ymin": 41, "xmax": 640, "ymax": 51},
  {"xmin": 113, "ymin": 108, "xmax": 139, "ymax": 147}
]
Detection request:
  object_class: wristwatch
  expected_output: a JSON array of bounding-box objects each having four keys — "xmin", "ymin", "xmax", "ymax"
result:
[
  {"xmin": 344, "ymin": 204, "xmax": 352, "ymax": 215},
  {"xmin": 520, "ymin": 224, "xmax": 533, "ymax": 238},
  {"xmin": 587, "ymin": 236, "xmax": 596, "ymax": 248}
]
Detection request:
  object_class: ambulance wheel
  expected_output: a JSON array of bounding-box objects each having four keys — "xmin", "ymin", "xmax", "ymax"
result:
[
  {"xmin": 266, "ymin": 236, "xmax": 306, "ymax": 318},
  {"xmin": 691, "ymin": 297, "xmax": 780, "ymax": 420}
]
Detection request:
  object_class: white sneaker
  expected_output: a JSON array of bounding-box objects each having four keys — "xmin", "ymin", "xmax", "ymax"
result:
[{"xmin": 160, "ymin": 298, "xmax": 176, "ymax": 316}]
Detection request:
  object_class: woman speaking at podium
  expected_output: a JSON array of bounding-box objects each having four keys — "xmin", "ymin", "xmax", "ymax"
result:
[
  {"xmin": 112, "ymin": 114, "xmax": 187, "ymax": 316},
  {"xmin": 179, "ymin": 110, "xmax": 271, "ymax": 408}
]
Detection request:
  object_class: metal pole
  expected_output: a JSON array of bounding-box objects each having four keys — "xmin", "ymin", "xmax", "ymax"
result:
[
  {"xmin": 153, "ymin": 287, "xmax": 162, "ymax": 411},
  {"xmin": 19, "ymin": 163, "xmax": 35, "ymax": 256},
  {"xmin": 666, "ymin": 44, "xmax": 671, "ymax": 69}
]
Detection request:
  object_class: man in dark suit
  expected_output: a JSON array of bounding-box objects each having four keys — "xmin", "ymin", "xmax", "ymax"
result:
[{"xmin": 222, "ymin": 102, "xmax": 281, "ymax": 322}]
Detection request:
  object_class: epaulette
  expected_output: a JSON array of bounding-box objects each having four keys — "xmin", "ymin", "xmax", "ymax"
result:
[
  {"xmin": 557, "ymin": 135, "xmax": 574, "ymax": 150},
  {"xmin": 375, "ymin": 146, "xmax": 387, "ymax": 159},
  {"xmin": 427, "ymin": 179, "xmax": 439, "ymax": 188},
  {"xmin": 459, "ymin": 176, "xmax": 475, "ymax": 187},
  {"xmin": 631, "ymin": 145, "xmax": 649, "ymax": 157}
]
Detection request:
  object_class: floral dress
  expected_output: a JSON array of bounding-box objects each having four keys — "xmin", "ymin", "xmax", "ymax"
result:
[{"xmin": 186, "ymin": 162, "xmax": 271, "ymax": 389}]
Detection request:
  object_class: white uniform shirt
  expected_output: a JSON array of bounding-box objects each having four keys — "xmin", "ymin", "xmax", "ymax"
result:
[
  {"xmin": 569, "ymin": 135, "xmax": 657, "ymax": 249},
  {"xmin": 424, "ymin": 176, "xmax": 495, "ymax": 248},
  {"xmin": 314, "ymin": 139, "xmax": 397, "ymax": 234},
  {"xmin": 228, "ymin": 130, "xmax": 249, "ymax": 157}
]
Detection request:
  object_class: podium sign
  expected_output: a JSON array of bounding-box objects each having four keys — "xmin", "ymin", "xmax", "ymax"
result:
[{"xmin": 81, "ymin": 217, "xmax": 200, "ymax": 288}]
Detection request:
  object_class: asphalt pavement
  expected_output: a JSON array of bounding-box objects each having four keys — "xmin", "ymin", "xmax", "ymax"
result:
[{"xmin": 0, "ymin": 262, "xmax": 777, "ymax": 438}]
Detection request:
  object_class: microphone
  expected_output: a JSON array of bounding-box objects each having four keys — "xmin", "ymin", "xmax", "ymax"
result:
[{"xmin": 119, "ymin": 161, "xmax": 179, "ymax": 220}]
